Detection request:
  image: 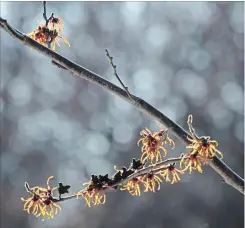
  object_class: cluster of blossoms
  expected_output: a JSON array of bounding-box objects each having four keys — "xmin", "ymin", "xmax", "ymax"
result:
[
  {"xmin": 21, "ymin": 176, "xmax": 70, "ymax": 220},
  {"xmin": 27, "ymin": 16, "xmax": 70, "ymax": 50},
  {"xmin": 21, "ymin": 115, "xmax": 224, "ymax": 220},
  {"xmin": 137, "ymin": 128, "xmax": 175, "ymax": 164},
  {"xmin": 180, "ymin": 115, "xmax": 223, "ymax": 174}
]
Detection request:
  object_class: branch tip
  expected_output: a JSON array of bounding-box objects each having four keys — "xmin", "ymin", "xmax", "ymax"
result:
[{"xmin": 105, "ymin": 49, "xmax": 135, "ymax": 102}]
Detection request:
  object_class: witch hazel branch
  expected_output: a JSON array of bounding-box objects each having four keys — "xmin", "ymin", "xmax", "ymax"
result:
[
  {"xmin": 0, "ymin": 1, "xmax": 243, "ymax": 222},
  {"xmin": 21, "ymin": 114, "xmax": 224, "ymax": 220}
]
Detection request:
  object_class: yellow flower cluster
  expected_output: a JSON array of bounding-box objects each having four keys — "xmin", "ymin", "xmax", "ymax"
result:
[
  {"xmin": 121, "ymin": 177, "xmax": 142, "ymax": 196},
  {"xmin": 180, "ymin": 115, "xmax": 223, "ymax": 174},
  {"xmin": 137, "ymin": 128, "xmax": 175, "ymax": 164},
  {"xmin": 120, "ymin": 163, "xmax": 185, "ymax": 196},
  {"xmin": 28, "ymin": 16, "xmax": 70, "ymax": 51},
  {"xmin": 77, "ymin": 182, "xmax": 106, "ymax": 207},
  {"xmin": 121, "ymin": 115, "xmax": 223, "ymax": 195},
  {"xmin": 21, "ymin": 176, "xmax": 61, "ymax": 220}
]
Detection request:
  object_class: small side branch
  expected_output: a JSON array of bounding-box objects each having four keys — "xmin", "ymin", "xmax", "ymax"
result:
[
  {"xmin": 42, "ymin": 1, "xmax": 53, "ymax": 26},
  {"xmin": 105, "ymin": 49, "xmax": 134, "ymax": 102},
  {"xmin": 42, "ymin": 1, "xmax": 48, "ymax": 23}
]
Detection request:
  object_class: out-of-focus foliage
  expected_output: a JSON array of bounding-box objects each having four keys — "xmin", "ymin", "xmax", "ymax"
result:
[{"xmin": 0, "ymin": 2, "xmax": 244, "ymax": 228}]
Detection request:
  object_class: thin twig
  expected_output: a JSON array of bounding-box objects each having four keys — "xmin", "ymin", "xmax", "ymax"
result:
[
  {"xmin": 43, "ymin": 1, "xmax": 54, "ymax": 27},
  {"xmin": 0, "ymin": 17, "xmax": 243, "ymax": 195},
  {"xmin": 42, "ymin": 1, "xmax": 48, "ymax": 24},
  {"xmin": 42, "ymin": 1, "xmax": 53, "ymax": 49},
  {"xmin": 105, "ymin": 49, "xmax": 135, "ymax": 102}
]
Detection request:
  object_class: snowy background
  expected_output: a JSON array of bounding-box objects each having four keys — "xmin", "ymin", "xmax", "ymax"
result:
[{"xmin": 1, "ymin": 2, "xmax": 244, "ymax": 228}]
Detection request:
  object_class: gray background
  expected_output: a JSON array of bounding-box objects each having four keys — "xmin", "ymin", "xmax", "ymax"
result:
[{"xmin": 0, "ymin": 2, "xmax": 244, "ymax": 228}]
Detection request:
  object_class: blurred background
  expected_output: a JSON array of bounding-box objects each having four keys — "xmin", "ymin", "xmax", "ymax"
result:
[{"xmin": 0, "ymin": 1, "xmax": 244, "ymax": 228}]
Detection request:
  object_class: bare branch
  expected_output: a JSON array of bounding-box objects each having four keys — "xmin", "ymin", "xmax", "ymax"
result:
[
  {"xmin": 105, "ymin": 49, "xmax": 134, "ymax": 102},
  {"xmin": 0, "ymin": 17, "xmax": 243, "ymax": 195},
  {"xmin": 42, "ymin": 1, "xmax": 48, "ymax": 23},
  {"xmin": 42, "ymin": 1, "xmax": 54, "ymax": 27}
]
